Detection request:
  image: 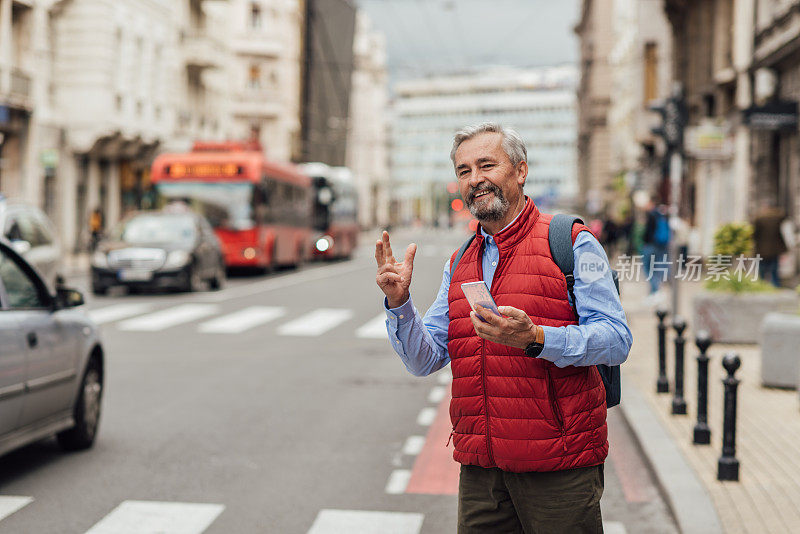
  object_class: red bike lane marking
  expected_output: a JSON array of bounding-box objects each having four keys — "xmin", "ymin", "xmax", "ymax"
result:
[
  {"xmin": 607, "ymin": 412, "xmax": 657, "ymax": 503},
  {"xmin": 405, "ymin": 391, "xmax": 460, "ymax": 495}
]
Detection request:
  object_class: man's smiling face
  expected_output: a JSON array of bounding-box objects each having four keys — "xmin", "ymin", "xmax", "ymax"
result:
[{"xmin": 454, "ymin": 132, "xmax": 527, "ymax": 227}]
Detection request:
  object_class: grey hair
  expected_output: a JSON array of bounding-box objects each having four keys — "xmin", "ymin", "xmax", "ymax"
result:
[{"xmin": 450, "ymin": 122, "xmax": 527, "ymax": 168}]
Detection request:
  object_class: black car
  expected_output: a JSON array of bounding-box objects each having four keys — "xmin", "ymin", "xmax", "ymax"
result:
[{"xmin": 91, "ymin": 209, "xmax": 226, "ymax": 295}]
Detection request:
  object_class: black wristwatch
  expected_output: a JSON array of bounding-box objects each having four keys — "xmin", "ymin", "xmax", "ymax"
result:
[{"xmin": 524, "ymin": 340, "xmax": 544, "ymax": 357}]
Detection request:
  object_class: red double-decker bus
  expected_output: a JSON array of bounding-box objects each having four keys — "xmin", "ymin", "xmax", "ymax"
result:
[{"xmin": 150, "ymin": 141, "xmax": 311, "ymax": 271}]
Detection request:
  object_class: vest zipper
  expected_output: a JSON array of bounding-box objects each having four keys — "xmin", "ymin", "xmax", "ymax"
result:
[
  {"xmin": 482, "ymin": 339, "xmax": 495, "ymax": 465},
  {"xmin": 546, "ymin": 368, "xmax": 568, "ymax": 453}
]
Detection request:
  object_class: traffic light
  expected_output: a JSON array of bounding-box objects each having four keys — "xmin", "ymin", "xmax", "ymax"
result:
[{"xmin": 649, "ymin": 95, "xmax": 687, "ymax": 152}]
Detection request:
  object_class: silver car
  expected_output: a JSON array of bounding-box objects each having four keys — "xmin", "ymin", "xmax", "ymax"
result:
[
  {"xmin": 0, "ymin": 239, "xmax": 104, "ymax": 456},
  {"xmin": 0, "ymin": 199, "xmax": 61, "ymax": 291}
]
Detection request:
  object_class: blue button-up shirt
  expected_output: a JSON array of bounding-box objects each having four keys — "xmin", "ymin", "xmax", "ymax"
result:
[{"xmin": 384, "ymin": 217, "xmax": 633, "ymax": 377}]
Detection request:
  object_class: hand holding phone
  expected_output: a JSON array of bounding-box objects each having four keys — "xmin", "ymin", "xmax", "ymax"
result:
[{"xmin": 461, "ymin": 281, "xmax": 500, "ymax": 321}]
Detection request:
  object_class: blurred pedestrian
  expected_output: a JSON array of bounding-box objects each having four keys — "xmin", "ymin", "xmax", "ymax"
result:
[
  {"xmin": 375, "ymin": 123, "xmax": 632, "ymax": 533},
  {"xmin": 642, "ymin": 199, "xmax": 670, "ymax": 296},
  {"xmin": 601, "ymin": 214, "xmax": 619, "ymax": 260},
  {"xmin": 89, "ymin": 207, "xmax": 104, "ymax": 251},
  {"xmin": 753, "ymin": 199, "xmax": 787, "ymax": 287}
]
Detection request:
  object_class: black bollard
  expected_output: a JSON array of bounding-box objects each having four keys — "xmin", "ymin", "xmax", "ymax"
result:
[
  {"xmin": 718, "ymin": 353, "xmax": 741, "ymax": 481},
  {"xmin": 693, "ymin": 330, "xmax": 712, "ymax": 444},
  {"xmin": 671, "ymin": 316, "xmax": 687, "ymax": 415},
  {"xmin": 656, "ymin": 307, "xmax": 669, "ymax": 393}
]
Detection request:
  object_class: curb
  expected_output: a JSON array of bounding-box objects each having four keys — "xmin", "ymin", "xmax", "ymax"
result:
[{"xmin": 618, "ymin": 372, "xmax": 723, "ymax": 534}]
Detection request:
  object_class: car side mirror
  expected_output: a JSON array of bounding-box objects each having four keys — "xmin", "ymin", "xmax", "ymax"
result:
[
  {"xmin": 10, "ymin": 240, "xmax": 31, "ymax": 255},
  {"xmin": 56, "ymin": 287, "xmax": 85, "ymax": 308}
]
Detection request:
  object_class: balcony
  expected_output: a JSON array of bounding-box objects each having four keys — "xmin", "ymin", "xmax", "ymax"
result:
[
  {"xmin": 230, "ymin": 89, "xmax": 283, "ymax": 119},
  {"xmin": 231, "ymin": 34, "xmax": 284, "ymax": 58},
  {"xmin": 182, "ymin": 30, "xmax": 225, "ymax": 70},
  {"xmin": 0, "ymin": 66, "xmax": 32, "ymax": 109}
]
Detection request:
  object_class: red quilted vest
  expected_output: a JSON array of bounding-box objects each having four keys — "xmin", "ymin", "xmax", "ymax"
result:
[{"xmin": 447, "ymin": 199, "xmax": 608, "ymax": 473}]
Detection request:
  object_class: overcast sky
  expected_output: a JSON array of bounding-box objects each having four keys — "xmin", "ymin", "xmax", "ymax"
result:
[{"xmin": 354, "ymin": 0, "xmax": 580, "ymax": 81}]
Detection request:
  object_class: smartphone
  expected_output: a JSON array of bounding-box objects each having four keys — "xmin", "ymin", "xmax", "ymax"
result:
[{"xmin": 460, "ymin": 281, "xmax": 501, "ymax": 321}]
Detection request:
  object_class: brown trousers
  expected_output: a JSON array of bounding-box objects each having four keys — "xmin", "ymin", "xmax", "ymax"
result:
[{"xmin": 457, "ymin": 464, "xmax": 604, "ymax": 534}]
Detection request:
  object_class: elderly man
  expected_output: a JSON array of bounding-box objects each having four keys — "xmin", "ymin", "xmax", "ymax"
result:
[{"xmin": 375, "ymin": 123, "xmax": 632, "ymax": 533}]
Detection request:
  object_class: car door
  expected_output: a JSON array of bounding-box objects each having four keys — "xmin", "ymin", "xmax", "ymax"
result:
[
  {"xmin": 0, "ymin": 309, "xmax": 27, "ymax": 437},
  {"xmin": 0, "ymin": 246, "xmax": 79, "ymax": 428}
]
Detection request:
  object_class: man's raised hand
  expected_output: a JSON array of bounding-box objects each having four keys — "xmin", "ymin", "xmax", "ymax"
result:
[{"xmin": 375, "ymin": 231, "xmax": 417, "ymax": 308}]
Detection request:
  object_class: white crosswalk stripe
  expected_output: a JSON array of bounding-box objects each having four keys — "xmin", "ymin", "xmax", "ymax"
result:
[
  {"xmin": 603, "ymin": 521, "xmax": 628, "ymax": 534},
  {"xmin": 355, "ymin": 314, "xmax": 388, "ymax": 339},
  {"xmin": 84, "ymin": 500, "xmax": 224, "ymax": 534},
  {"xmin": 384, "ymin": 470, "xmax": 412, "ymax": 495},
  {"xmin": 117, "ymin": 304, "xmax": 219, "ymax": 332},
  {"xmin": 0, "ymin": 496, "xmax": 33, "ymax": 522},
  {"xmin": 308, "ymin": 509, "xmax": 424, "ymax": 534},
  {"xmin": 88, "ymin": 303, "xmax": 153, "ymax": 325},
  {"xmin": 278, "ymin": 308, "xmax": 354, "ymax": 337},
  {"xmin": 197, "ymin": 306, "xmax": 285, "ymax": 334}
]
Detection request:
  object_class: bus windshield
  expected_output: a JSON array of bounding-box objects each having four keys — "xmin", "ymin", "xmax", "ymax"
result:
[{"xmin": 155, "ymin": 182, "xmax": 254, "ymax": 230}]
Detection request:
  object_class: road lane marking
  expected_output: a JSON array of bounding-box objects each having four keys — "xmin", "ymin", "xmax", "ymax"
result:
[
  {"xmin": 307, "ymin": 509, "xmax": 423, "ymax": 534},
  {"xmin": 197, "ymin": 306, "xmax": 286, "ymax": 334},
  {"xmin": 427, "ymin": 386, "xmax": 446, "ymax": 403},
  {"xmin": 384, "ymin": 470, "xmax": 412, "ymax": 495},
  {"xmin": 88, "ymin": 303, "xmax": 153, "ymax": 325},
  {"xmin": 278, "ymin": 308, "xmax": 354, "ymax": 337},
  {"xmin": 117, "ymin": 304, "xmax": 219, "ymax": 332},
  {"xmin": 416, "ymin": 407, "xmax": 437, "ymax": 426},
  {"xmin": 355, "ymin": 314, "xmax": 387, "ymax": 339},
  {"xmin": 402, "ymin": 436, "xmax": 426, "ymax": 456},
  {"xmin": 84, "ymin": 500, "xmax": 224, "ymax": 534},
  {"xmin": 0, "ymin": 496, "xmax": 33, "ymax": 522}
]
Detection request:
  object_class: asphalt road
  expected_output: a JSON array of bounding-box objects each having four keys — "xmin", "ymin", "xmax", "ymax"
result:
[{"xmin": 0, "ymin": 228, "xmax": 678, "ymax": 533}]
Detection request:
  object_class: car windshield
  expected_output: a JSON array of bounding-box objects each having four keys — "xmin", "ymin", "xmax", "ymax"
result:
[
  {"xmin": 155, "ymin": 182, "xmax": 254, "ymax": 229},
  {"xmin": 112, "ymin": 214, "xmax": 196, "ymax": 245}
]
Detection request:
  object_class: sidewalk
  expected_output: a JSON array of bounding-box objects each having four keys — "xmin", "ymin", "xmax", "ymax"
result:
[{"xmin": 620, "ymin": 279, "xmax": 800, "ymax": 533}]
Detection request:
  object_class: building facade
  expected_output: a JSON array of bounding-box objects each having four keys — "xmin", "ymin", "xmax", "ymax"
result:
[
  {"xmin": 227, "ymin": 0, "xmax": 302, "ymax": 162},
  {"xmin": 345, "ymin": 11, "xmax": 389, "ymax": 229},
  {"xmin": 607, "ymin": 0, "xmax": 673, "ymax": 211},
  {"xmin": 299, "ymin": 0, "xmax": 356, "ymax": 166},
  {"xmin": 575, "ymin": 0, "xmax": 615, "ymax": 216},
  {"xmin": 664, "ymin": 0, "xmax": 755, "ymax": 255},
  {"xmin": 390, "ymin": 65, "xmax": 579, "ymax": 226},
  {"xmin": 0, "ymin": 0, "xmax": 236, "ymax": 252}
]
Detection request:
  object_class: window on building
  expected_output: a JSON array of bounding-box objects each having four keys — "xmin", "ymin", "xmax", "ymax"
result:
[
  {"xmin": 644, "ymin": 42, "xmax": 658, "ymax": 104},
  {"xmin": 248, "ymin": 64, "xmax": 261, "ymax": 89},
  {"xmin": 250, "ymin": 2, "xmax": 262, "ymax": 29}
]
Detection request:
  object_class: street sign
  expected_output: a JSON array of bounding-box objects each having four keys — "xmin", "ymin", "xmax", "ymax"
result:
[
  {"xmin": 685, "ymin": 122, "xmax": 733, "ymax": 159},
  {"xmin": 743, "ymin": 101, "xmax": 798, "ymax": 130},
  {"xmin": 39, "ymin": 148, "xmax": 59, "ymax": 168}
]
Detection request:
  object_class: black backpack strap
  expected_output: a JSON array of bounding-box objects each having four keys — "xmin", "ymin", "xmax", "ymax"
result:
[
  {"xmin": 548, "ymin": 214, "xmax": 584, "ymax": 311},
  {"xmin": 451, "ymin": 235, "xmax": 475, "ymax": 277}
]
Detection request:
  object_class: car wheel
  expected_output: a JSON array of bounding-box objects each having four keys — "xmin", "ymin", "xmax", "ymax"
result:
[
  {"xmin": 183, "ymin": 265, "xmax": 204, "ymax": 292},
  {"xmin": 209, "ymin": 262, "xmax": 226, "ymax": 290},
  {"xmin": 57, "ymin": 358, "xmax": 103, "ymax": 451}
]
